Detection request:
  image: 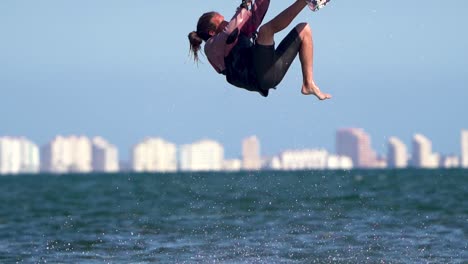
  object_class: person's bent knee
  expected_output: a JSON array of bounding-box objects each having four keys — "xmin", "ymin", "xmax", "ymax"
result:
[
  {"xmin": 257, "ymin": 25, "xmax": 275, "ymax": 45},
  {"xmin": 295, "ymin": 22, "xmax": 311, "ymax": 36}
]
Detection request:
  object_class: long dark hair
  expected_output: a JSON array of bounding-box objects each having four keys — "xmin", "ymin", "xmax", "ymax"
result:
[{"xmin": 188, "ymin": 11, "xmax": 218, "ymax": 63}]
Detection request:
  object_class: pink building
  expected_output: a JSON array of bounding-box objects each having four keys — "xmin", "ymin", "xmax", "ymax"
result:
[{"xmin": 336, "ymin": 128, "xmax": 378, "ymax": 168}]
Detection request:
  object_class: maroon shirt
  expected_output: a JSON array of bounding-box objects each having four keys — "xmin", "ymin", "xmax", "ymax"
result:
[{"xmin": 204, "ymin": 0, "xmax": 270, "ymax": 74}]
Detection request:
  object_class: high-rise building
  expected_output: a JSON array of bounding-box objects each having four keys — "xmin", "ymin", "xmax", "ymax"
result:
[
  {"xmin": 179, "ymin": 139, "xmax": 224, "ymax": 172},
  {"xmin": 92, "ymin": 137, "xmax": 119, "ymax": 173},
  {"xmin": 41, "ymin": 135, "xmax": 92, "ymax": 173},
  {"xmin": 411, "ymin": 134, "xmax": 439, "ymax": 168},
  {"xmin": 242, "ymin": 136, "xmax": 261, "ymax": 170},
  {"xmin": 0, "ymin": 137, "xmax": 40, "ymax": 175},
  {"xmin": 387, "ymin": 137, "xmax": 408, "ymax": 168},
  {"xmin": 18, "ymin": 138, "xmax": 40, "ymax": 174},
  {"xmin": 336, "ymin": 128, "xmax": 377, "ymax": 168},
  {"xmin": 462, "ymin": 130, "xmax": 468, "ymax": 168},
  {"xmin": 0, "ymin": 137, "xmax": 19, "ymax": 175},
  {"xmin": 131, "ymin": 137, "xmax": 177, "ymax": 173}
]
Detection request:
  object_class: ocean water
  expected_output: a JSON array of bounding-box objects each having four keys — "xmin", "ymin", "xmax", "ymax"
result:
[{"xmin": 0, "ymin": 170, "xmax": 466, "ymax": 263}]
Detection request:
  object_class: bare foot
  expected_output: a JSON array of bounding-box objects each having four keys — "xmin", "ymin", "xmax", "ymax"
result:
[{"xmin": 301, "ymin": 82, "xmax": 332, "ymax": 100}]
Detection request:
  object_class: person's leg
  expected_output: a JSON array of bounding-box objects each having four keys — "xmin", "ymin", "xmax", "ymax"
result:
[
  {"xmin": 255, "ymin": 23, "xmax": 331, "ymax": 100},
  {"xmin": 256, "ymin": 0, "xmax": 307, "ymax": 46},
  {"xmin": 254, "ymin": 1, "xmax": 331, "ymax": 100},
  {"xmin": 296, "ymin": 23, "xmax": 331, "ymax": 100}
]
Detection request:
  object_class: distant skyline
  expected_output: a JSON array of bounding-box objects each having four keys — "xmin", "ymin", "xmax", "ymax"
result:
[
  {"xmin": 1, "ymin": 129, "xmax": 466, "ymax": 175},
  {"xmin": 1, "ymin": 1, "xmax": 467, "ymax": 159},
  {"xmin": 1, "ymin": 128, "xmax": 466, "ymax": 161}
]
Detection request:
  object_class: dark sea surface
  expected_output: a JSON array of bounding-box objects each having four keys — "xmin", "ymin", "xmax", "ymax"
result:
[{"xmin": 0, "ymin": 170, "xmax": 466, "ymax": 263}]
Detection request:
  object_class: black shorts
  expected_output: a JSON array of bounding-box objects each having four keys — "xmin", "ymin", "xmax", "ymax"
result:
[{"xmin": 253, "ymin": 27, "xmax": 302, "ymax": 92}]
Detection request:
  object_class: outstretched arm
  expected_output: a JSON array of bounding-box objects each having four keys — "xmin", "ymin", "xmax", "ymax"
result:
[
  {"xmin": 223, "ymin": 4, "xmax": 252, "ymax": 36},
  {"xmin": 224, "ymin": 0, "xmax": 269, "ymax": 36},
  {"xmin": 241, "ymin": 0, "xmax": 270, "ymax": 37}
]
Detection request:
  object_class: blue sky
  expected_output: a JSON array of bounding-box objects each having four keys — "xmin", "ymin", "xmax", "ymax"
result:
[{"xmin": 1, "ymin": 0, "xmax": 467, "ymax": 159}]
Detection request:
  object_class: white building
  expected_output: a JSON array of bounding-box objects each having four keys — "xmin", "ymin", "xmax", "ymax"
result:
[
  {"xmin": 280, "ymin": 149, "xmax": 329, "ymax": 170},
  {"xmin": 19, "ymin": 138, "xmax": 40, "ymax": 173},
  {"xmin": 411, "ymin": 134, "xmax": 439, "ymax": 169},
  {"xmin": 440, "ymin": 155, "xmax": 459, "ymax": 168},
  {"xmin": 223, "ymin": 159, "xmax": 242, "ymax": 172},
  {"xmin": 261, "ymin": 156, "xmax": 282, "ymax": 170},
  {"xmin": 41, "ymin": 135, "xmax": 92, "ymax": 173},
  {"xmin": 92, "ymin": 137, "xmax": 119, "ymax": 173},
  {"xmin": 327, "ymin": 155, "xmax": 353, "ymax": 170},
  {"xmin": 0, "ymin": 137, "xmax": 40, "ymax": 175},
  {"xmin": 462, "ymin": 130, "xmax": 468, "ymax": 168},
  {"xmin": 179, "ymin": 139, "xmax": 224, "ymax": 172},
  {"xmin": 0, "ymin": 138, "xmax": 19, "ymax": 175},
  {"xmin": 269, "ymin": 156, "xmax": 282, "ymax": 170},
  {"xmin": 242, "ymin": 136, "xmax": 261, "ymax": 170},
  {"xmin": 387, "ymin": 137, "xmax": 408, "ymax": 168},
  {"xmin": 268, "ymin": 150, "xmax": 353, "ymax": 171},
  {"xmin": 132, "ymin": 137, "xmax": 177, "ymax": 173}
]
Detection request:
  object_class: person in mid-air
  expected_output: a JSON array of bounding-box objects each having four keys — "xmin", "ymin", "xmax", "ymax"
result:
[{"xmin": 188, "ymin": 0, "xmax": 332, "ymax": 100}]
